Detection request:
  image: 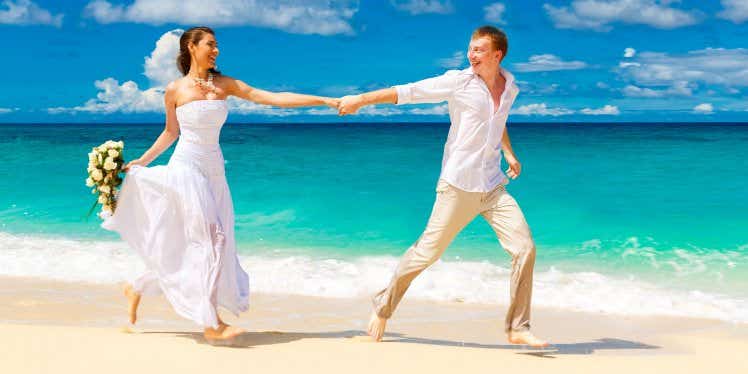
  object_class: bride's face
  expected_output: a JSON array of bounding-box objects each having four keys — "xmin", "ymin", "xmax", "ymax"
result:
[{"xmin": 190, "ymin": 34, "xmax": 219, "ymax": 70}]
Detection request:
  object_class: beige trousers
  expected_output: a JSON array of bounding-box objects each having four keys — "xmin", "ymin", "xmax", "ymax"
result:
[{"xmin": 372, "ymin": 180, "xmax": 537, "ymax": 333}]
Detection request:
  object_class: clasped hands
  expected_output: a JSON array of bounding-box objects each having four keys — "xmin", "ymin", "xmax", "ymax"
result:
[{"xmin": 324, "ymin": 95, "xmax": 365, "ymax": 116}]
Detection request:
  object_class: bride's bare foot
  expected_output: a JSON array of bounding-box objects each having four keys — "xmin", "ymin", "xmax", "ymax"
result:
[
  {"xmin": 508, "ymin": 330, "xmax": 549, "ymax": 348},
  {"xmin": 122, "ymin": 284, "xmax": 141, "ymax": 325},
  {"xmin": 204, "ymin": 323, "xmax": 245, "ymax": 345},
  {"xmin": 366, "ymin": 311, "xmax": 387, "ymax": 342}
]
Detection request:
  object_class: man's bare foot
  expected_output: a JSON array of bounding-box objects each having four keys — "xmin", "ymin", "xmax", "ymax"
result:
[
  {"xmin": 367, "ymin": 311, "xmax": 387, "ymax": 342},
  {"xmin": 204, "ymin": 323, "xmax": 245, "ymax": 345},
  {"xmin": 122, "ymin": 284, "xmax": 141, "ymax": 325},
  {"xmin": 508, "ymin": 330, "xmax": 549, "ymax": 348}
]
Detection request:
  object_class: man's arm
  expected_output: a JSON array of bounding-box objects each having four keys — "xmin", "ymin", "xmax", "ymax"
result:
[
  {"xmin": 339, "ymin": 70, "xmax": 462, "ymax": 115},
  {"xmin": 501, "ymin": 126, "xmax": 522, "ymax": 179},
  {"xmin": 338, "ymin": 88, "xmax": 397, "ymax": 115}
]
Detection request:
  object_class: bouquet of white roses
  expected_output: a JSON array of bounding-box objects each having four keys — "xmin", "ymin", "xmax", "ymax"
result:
[{"xmin": 86, "ymin": 140, "xmax": 125, "ymax": 219}]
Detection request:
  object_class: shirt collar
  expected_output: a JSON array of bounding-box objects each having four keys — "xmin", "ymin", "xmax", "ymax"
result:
[{"xmin": 463, "ymin": 66, "xmax": 518, "ymax": 94}]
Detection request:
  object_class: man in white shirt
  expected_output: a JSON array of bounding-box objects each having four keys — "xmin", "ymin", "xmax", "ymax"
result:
[{"xmin": 338, "ymin": 26, "xmax": 548, "ymax": 347}]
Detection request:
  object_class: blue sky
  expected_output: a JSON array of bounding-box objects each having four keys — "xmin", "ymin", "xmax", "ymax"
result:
[{"xmin": 2, "ymin": 0, "xmax": 748, "ymax": 123}]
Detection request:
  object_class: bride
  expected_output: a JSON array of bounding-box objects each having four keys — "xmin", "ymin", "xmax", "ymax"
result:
[{"xmin": 102, "ymin": 26, "xmax": 339, "ymax": 344}]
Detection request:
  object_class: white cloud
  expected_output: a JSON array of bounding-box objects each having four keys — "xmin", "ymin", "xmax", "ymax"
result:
[
  {"xmin": 0, "ymin": 107, "xmax": 17, "ymax": 113},
  {"xmin": 622, "ymin": 85, "xmax": 662, "ymax": 98},
  {"xmin": 511, "ymin": 103, "xmax": 574, "ymax": 116},
  {"xmin": 693, "ymin": 103, "xmax": 714, "ymax": 114},
  {"xmin": 48, "ymin": 78, "xmax": 164, "ymax": 114},
  {"xmin": 84, "ymin": 0, "xmax": 358, "ymax": 36},
  {"xmin": 144, "ymin": 29, "xmax": 183, "ymax": 88},
  {"xmin": 624, "ymin": 47, "xmax": 636, "ymax": 58},
  {"xmin": 618, "ymin": 62, "xmax": 641, "ymax": 68},
  {"xmin": 306, "ymin": 107, "xmax": 338, "ymax": 116},
  {"xmin": 516, "ymin": 81, "xmax": 563, "ymax": 96},
  {"xmin": 438, "ymin": 51, "xmax": 465, "ymax": 69},
  {"xmin": 544, "ymin": 0, "xmax": 701, "ymax": 31},
  {"xmin": 391, "ymin": 0, "xmax": 453, "ymax": 15},
  {"xmin": 358, "ymin": 105, "xmax": 404, "ymax": 116},
  {"xmin": 0, "ymin": 0, "xmax": 63, "ymax": 27},
  {"xmin": 622, "ymin": 81, "xmax": 692, "ymax": 97},
  {"xmin": 483, "ymin": 2, "xmax": 506, "ymax": 24},
  {"xmin": 618, "ymin": 48, "xmax": 748, "ymax": 88},
  {"xmin": 513, "ymin": 54, "xmax": 588, "ymax": 73},
  {"xmin": 410, "ymin": 104, "xmax": 449, "ymax": 115},
  {"xmin": 718, "ymin": 0, "xmax": 748, "ymax": 23},
  {"xmin": 581, "ymin": 104, "xmax": 620, "ymax": 115}
]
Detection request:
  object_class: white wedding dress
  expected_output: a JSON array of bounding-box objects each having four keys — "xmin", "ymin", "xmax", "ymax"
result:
[{"xmin": 102, "ymin": 99, "xmax": 250, "ymax": 328}]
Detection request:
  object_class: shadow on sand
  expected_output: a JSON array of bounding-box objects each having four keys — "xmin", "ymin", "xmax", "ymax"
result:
[{"xmin": 138, "ymin": 329, "xmax": 660, "ymax": 357}]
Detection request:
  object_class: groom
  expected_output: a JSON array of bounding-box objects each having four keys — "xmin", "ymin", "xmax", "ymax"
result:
[{"xmin": 338, "ymin": 26, "xmax": 547, "ymax": 347}]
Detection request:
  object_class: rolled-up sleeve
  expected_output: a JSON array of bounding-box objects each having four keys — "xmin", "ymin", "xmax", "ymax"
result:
[{"xmin": 393, "ymin": 70, "xmax": 462, "ymax": 105}]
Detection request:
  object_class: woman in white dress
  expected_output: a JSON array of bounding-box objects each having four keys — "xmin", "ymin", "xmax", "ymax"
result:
[{"xmin": 102, "ymin": 26, "xmax": 339, "ymax": 343}]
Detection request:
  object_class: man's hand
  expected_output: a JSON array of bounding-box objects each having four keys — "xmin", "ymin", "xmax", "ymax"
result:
[
  {"xmin": 505, "ymin": 156, "xmax": 521, "ymax": 179},
  {"xmin": 338, "ymin": 95, "xmax": 364, "ymax": 116}
]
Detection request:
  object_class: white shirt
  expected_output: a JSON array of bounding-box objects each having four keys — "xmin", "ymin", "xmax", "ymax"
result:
[{"xmin": 394, "ymin": 67, "xmax": 520, "ymax": 192}]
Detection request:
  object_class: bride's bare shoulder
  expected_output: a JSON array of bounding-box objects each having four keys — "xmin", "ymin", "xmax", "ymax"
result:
[
  {"xmin": 164, "ymin": 77, "xmax": 189, "ymax": 96},
  {"xmin": 214, "ymin": 74, "xmax": 239, "ymax": 86},
  {"xmin": 213, "ymin": 74, "xmax": 243, "ymax": 93},
  {"xmin": 168, "ymin": 77, "xmax": 190, "ymax": 89}
]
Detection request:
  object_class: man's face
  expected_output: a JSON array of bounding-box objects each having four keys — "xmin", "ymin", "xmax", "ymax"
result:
[{"xmin": 467, "ymin": 36, "xmax": 502, "ymax": 76}]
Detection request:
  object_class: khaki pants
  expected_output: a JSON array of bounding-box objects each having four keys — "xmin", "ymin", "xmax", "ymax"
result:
[{"xmin": 373, "ymin": 180, "xmax": 536, "ymax": 333}]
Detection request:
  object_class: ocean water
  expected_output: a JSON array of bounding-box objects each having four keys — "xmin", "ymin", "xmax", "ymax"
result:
[{"xmin": 1, "ymin": 122, "xmax": 746, "ymax": 322}]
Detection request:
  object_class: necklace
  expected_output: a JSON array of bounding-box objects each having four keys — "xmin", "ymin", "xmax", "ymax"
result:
[{"xmin": 190, "ymin": 72, "xmax": 217, "ymax": 99}]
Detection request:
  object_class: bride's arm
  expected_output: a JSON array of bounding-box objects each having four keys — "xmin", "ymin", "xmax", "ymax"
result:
[
  {"xmin": 125, "ymin": 83, "xmax": 180, "ymax": 170},
  {"xmin": 224, "ymin": 77, "xmax": 339, "ymax": 108}
]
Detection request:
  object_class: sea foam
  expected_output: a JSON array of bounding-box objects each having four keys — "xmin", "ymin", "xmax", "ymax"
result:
[{"xmin": 1, "ymin": 231, "xmax": 746, "ymax": 323}]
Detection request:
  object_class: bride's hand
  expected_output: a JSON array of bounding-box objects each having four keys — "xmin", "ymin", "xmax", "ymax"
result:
[{"xmin": 124, "ymin": 158, "xmax": 147, "ymax": 172}]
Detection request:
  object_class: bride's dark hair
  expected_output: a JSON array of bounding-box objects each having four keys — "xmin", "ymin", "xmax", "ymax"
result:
[{"xmin": 177, "ymin": 26, "xmax": 221, "ymax": 76}]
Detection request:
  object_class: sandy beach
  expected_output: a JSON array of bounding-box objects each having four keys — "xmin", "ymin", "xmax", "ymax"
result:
[{"xmin": 2, "ymin": 276, "xmax": 746, "ymax": 373}]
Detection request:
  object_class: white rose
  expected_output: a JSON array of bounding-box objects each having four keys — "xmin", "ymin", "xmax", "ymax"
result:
[
  {"xmin": 98, "ymin": 145, "xmax": 108, "ymax": 153},
  {"xmin": 108, "ymin": 149, "xmax": 119, "ymax": 158},
  {"xmin": 116, "ymin": 141, "xmax": 124, "ymax": 148},
  {"xmin": 88, "ymin": 152, "xmax": 97, "ymax": 162},
  {"xmin": 91, "ymin": 169, "xmax": 103, "ymax": 181},
  {"xmin": 99, "ymin": 185, "xmax": 111, "ymax": 194},
  {"xmin": 85, "ymin": 177, "xmax": 94, "ymax": 187},
  {"xmin": 98, "ymin": 195, "xmax": 107, "ymax": 204},
  {"xmin": 97, "ymin": 154, "xmax": 103, "ymax": 165},
  {"xmin": 103, "ymin": 160, "xmax": 117, "ymax": 171}
]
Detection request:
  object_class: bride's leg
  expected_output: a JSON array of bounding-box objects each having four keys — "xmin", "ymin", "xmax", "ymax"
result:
[
  {"xmin": 124, "ymin": 271, "xmax": 158, "ymax": 324},
  {"xmin": 203, "ymin": 303, "xmax": 244, "ymax": 342},
  {"xmin": 123, "ymin": 283, "xmax": 141, "ymax": 325},
  {"xmin": 203, "ymin": 223, "xmax": 244, "ymax": 343}
]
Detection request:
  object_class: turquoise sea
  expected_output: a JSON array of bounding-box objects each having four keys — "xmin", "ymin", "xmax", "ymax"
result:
[{"xmin": 1, "ymin": 122, "xmax": 746, "ymax": 322}]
